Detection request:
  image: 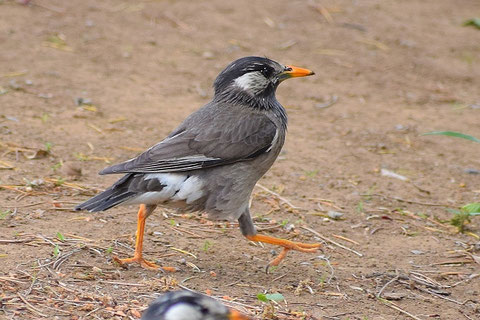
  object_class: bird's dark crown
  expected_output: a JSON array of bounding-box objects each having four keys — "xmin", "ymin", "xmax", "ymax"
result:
[{"xmin": 213, "ymin": 56, "xmax": 287, "ymax": 111}]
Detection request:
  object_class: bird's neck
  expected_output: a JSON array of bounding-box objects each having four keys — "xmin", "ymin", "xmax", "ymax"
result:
[{"xmin": 214, "ymin": 89, "xmax": 288, "ymax": 129}]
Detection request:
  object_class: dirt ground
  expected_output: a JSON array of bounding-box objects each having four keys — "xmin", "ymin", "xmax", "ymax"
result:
[{"xmin": 1, "ymin": 0, "xmax": 480, "ymax": 319}]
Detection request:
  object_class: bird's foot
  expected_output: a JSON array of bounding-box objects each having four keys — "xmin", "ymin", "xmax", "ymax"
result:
[
  {"xmin": 246, "ymin": 234, "xmax": 321, "ymax": 272},
  {"xmin": 113, "ymin": 255, "xmax": 176, "ymax": 272}
]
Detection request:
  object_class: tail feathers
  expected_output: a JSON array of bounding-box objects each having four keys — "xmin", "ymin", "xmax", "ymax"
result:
[{"xmin": 75, "ymin": 174, "xmax": 135, "ymax": 212}]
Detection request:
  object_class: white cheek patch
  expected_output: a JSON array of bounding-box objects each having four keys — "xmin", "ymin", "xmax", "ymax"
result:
[
  {"xmin": 164, "ymin": 304, "xmax": 202, "ymax": 320},
  {"xmin": 234, "ymin": 71, "xmax": 269, "ymax": 94}
]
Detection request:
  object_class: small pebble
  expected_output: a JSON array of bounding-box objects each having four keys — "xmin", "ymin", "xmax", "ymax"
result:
[
  {"xmin": 474, "ymin": 242, "xmax": 480, "ymax": 251},
  {"xmin": 9, "ymin": 79, "xmax": 21, "ymax": 90},
  {"xmin": 38, "ymin": 93, "xmax": 53, "ymax": 99},
  {"xmin": 464, "ymin": 168, "xmax": 480, "ymax": 175},
  {"xmin": 6, "ymin": 116, "xmax": 19, "ymax": 122},
  {"xmin": 202, "ymin": 51, "xmax": 214, "ymax": 59},
  {"xmin": 399, "ymin": 39, "xmax": 416, "ymax": 48},
  {"xmin": 395, "ymin": 124, "xmax": 409, "ymax": 131},
  {"xmin": 327, "ymin": 210, "xmax": 343, "ymax": 220},
  {"xmin": 383, "ymin": 292, "xmax": 405, "ymax": 300},
  {"xmin": 30, "ymin": 179, "xmax": 44, "ymax": 186},
  {"xmin": 74, "ymin": 97, "xmax": 92, "ymax": 106},
  {"xmin": 410, "ymin": 250, "xmax": 424, "ymax": 255},
  {"xmin": 342, "ymin": 23, "xmax": 367, "ymax": 32}
]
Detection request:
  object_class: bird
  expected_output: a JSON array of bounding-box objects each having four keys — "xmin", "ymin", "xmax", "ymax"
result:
[
  {"xmin": 141, "ymin": 290, "xmax": 250, "ymax": 320},
  {"xmin": 75, "ymin": 56, "xmax": 319, "ymax": 271}
]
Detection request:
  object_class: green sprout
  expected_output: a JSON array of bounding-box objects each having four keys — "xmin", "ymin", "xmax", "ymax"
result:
[
  {"xmin": 53, "ymin": 245, "xmax": 60, "ymax": 257},
  {"xmin": 449, "ymin": 203, "xmax": 480, "ymax": 233},
  {"xmin": 202, "ymin": 240, "xmax": 212, "ymax": 253},
  {"xmin": 56, "ymin": 232, "xmax": 65, "ymax": 241},
  {"xmin": 45, "ymin": 142, "xmax": 53, "ymax": 152}
]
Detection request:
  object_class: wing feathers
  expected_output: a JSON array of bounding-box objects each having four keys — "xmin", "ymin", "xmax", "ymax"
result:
[{"xmin": 100, "ymin": 104, "xmax": 278, "ymax": 175}]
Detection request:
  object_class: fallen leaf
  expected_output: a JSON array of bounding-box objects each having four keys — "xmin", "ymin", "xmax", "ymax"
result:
[{"xmin": 26, "ymin": 149, "xmax": 50, "ymax": 159}]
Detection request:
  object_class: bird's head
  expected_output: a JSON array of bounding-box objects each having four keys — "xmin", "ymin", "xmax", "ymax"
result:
[
  {"xmin": 141, "ymin": 291, "xmax": 250, "ymax": 320},
  {"xmin": 213, "ymin": 56, "xmax": 314, "ymax": 110}
]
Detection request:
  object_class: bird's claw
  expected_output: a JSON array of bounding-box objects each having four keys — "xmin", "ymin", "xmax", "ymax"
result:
[
  {"xmin": 113, "ymin": 255, "xmax": 176, "ymax": 272},
  {"xmin": 264, "ymin": 242, "xmax": 322, "ymax": 273}
]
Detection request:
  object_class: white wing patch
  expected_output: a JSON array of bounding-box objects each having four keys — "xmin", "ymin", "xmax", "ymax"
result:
[
  {"xmin": 125, "ymin": 173, "xmax": 204, "ymax": 205},
  {"xmin": 172, "ymin": 175, "xmax": 204, "ymax": 203},
  {"xmin": 266, "ymin": 128, "xmax": 279, "ymax": 152}
]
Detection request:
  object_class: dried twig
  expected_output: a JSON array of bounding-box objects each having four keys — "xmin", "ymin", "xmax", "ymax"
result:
[
  {"xmin": 332, "ymin": 234, "xmax": 359, "ymax": 245},
  {"xmin": 0, "ymin": 237, "xmax": 35, "ymax": 244},
  {"xmin": 302, "ymin": 227, "xmax": 364, "ymax": 257},
  {"xmin": 99, "ymin": 280, "xmax": 147, "ymax": 287},
  {"xmin": 378, "ymin": 298, "xmax": 422, "ymax": 320},
  {"xmin": 17, "ymin": 293, "xmax": 48, "ymax": 318},
  {"xmin": 316, "ymin": 256, "xmax": 335, "ymax": 284},
  {"xmin": 255, "ymin": 183, "xmax": 300, "ymax": 209},
  {"xmin": 0, "ymin": 276, "xmax": 27, "ymax": 284},
  {"xmin": 363, "ymin": 193, "xmax": 456, "ymax": 207},
  {"xmin": 377, "ymin": 275, "xmax": 399, "ymax": 298}
]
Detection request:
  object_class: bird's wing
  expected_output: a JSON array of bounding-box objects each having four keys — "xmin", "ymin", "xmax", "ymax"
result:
[{"xmin": 99, "ymin": 108, "xmax": 278, "ymax": 175}]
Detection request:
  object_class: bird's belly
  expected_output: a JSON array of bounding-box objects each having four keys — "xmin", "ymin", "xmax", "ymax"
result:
[{"xmin": 124, "ymin": 173, "xmax": 204, "ymax": 206}]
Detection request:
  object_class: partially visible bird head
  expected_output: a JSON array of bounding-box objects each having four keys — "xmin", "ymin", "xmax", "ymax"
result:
[
  {"xmin": 141, "ymin": 291, "xmax": 250, "ymax": 320},
  {"xmin": 213, "ymin": 56, "xmax": 314, "ymax": 110}
]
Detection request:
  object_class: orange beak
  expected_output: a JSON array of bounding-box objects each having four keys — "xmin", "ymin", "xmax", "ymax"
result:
[
  {"xmin": 228, "ymin": 309, "xmax": 251, "ymax": 320},
  {"xmin": 281, "ymin": 65, "xmax": 315, "ymax": 79}
]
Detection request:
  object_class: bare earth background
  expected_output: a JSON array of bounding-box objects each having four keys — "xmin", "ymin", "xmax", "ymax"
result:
[{"xmin": 1, "ymin": 0, "xmax": 480, "ymax": 319}]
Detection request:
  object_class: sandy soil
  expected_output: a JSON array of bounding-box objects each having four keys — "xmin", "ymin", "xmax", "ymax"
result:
[{"xmin": 1, "ymin": 0, "xmax": 480, "ymax": 319}]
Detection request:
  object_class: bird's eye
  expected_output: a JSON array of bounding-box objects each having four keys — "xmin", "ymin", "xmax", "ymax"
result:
[
  {"xmin": 285, "ymin": 66, "xmax": 292, "ymax": 72},
  {"xmin": 260, "ymin": 67, "xmax": 271, "ymax": 77}
]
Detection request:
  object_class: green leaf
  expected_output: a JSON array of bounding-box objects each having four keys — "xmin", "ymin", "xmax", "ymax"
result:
[
  {"xmin": 265, "ymin": 293, "xmax": 285, "ymax": 302},
  {"xmin": 56, "ymin": 232, "xmax": 65, "ymax": 241},
  {"xmin": 53, "ymin": 245, "xmax": 60, "ymax": 257},
  {"xmin": 464, "ymin": 18, "xmax": 480, "ymax": 29},
  {"xmin": 257, "ymin": 294, "xmax": 268, "ymax": 302},
  {"xmin": 422, "ymin": 131, "xmax": 480, "ymax": 143},
  {"xmin": 462, "ymin": 203, "xmax": 480, "ymax": 214},
  {"xmin": 257, "ymin": 293, "xmax": 285, "ymax": 302}
]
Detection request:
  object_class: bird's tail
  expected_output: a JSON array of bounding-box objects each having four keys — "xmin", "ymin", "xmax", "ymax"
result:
[{"xmin": 75, "ymin": 174, "xmax": 136, "ymax": 212}]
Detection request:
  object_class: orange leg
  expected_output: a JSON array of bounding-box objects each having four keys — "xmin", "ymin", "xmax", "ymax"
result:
[
  {"xmin": 114, "ymin": 204, "xmax": 176, "ymax": 272},
  {"xmin": 246, "ymin": 234, "xmax": 321, "ymax": 270}
]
